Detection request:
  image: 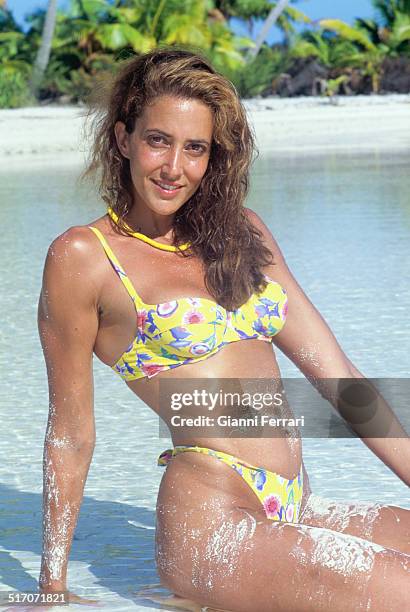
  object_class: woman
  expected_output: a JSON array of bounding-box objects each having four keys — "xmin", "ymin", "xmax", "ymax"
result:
[{"xmin": 37, "ymin": 48, "xmax": 409, "ymax": 611}]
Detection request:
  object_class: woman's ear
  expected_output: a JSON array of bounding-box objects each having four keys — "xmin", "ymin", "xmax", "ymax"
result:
[{"xmin": 114, "ymin": 121, "xmax": 130, "ymax": 159}]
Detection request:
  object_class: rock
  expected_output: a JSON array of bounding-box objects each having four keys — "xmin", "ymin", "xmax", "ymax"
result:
[
  {"xmin": 273, "ymin": 58, "xmax": 329, "ymax": 97},
  {"xmin": 381, "ymin": 57, "xmax": 410, "ymax": 93},
  {"xmin": 345, "ymin": 68, "xmax": 369, "ymax": 94},
  {"xmin": 57, "ymin": 94, "xmax": 74, "ymax": 105}
]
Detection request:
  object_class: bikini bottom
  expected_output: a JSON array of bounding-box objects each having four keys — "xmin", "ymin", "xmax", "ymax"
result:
[{"xmin": 158, "ymin": 445, "xmax": 304, "ymax": 523}]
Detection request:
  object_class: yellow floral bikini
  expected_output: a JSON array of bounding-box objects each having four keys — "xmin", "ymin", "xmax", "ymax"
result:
[
  {"xmin": 89, "ymin": 209, "xmax": 303, "ymax": 523},
  {"xmin": 158, "ymin": 446, "xmax": 304, "ymax": 523}
]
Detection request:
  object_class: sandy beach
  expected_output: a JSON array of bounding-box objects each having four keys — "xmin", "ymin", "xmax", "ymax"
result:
[{"xmin": 1, "ymin": 94, "xmax": 409, "ymax": 162}]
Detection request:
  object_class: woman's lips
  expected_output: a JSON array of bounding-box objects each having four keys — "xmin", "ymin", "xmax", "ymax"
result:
[{"xmin": 151, "ymin": 179, "xmax": 184, "ymax": 198}]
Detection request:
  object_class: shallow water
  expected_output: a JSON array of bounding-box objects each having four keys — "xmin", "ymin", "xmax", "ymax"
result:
[{"xmin": 0, "ymin": 151, "xmax": 409, "ymax": 610}]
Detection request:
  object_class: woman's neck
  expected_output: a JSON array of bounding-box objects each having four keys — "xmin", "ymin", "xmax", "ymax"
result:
[
  {"xmin": 125, "ymin": 206, "xmax": 175, "ymax": 242},
  {"xmin": 107, "ymin": 207, "xmax": 191, "ymax": 252}
]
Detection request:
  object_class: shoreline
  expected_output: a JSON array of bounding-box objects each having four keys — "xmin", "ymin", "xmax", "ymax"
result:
[{"xmin": 1, "ymin": 94, "xmax": 409, "ymax": 162}]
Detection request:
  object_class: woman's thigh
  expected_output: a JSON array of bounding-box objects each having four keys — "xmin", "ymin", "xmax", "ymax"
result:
[
  {"xmin": 156, "ymin": 496, "xmax": 410, "ymax": 612},
  {"xmin": 300, "ymin": 494, "xmax": 410, "ymax": 555}
]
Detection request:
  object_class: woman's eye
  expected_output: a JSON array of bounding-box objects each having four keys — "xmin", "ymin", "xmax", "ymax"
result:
[
  {"xmin": 147, "ymin": 136, "xmax": 206, "ymax": 153},
  {"xmin": 148, "ymin": 135, "xmax": 166, "ymax": 145},
  {"xmin": 187, "ymin": 143, "xmax": 206, "ymax": 153}
]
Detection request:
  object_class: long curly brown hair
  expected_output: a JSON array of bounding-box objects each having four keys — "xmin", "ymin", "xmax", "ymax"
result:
[{"xmin": 84, "ymin": 47, "xmax": 274, "ymax": 311}]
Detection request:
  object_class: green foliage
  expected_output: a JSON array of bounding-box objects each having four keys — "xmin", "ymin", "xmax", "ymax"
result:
[
  {"xmin": 42, "ymin": 52, "xmax": 116, "ymax": 102},
  {"xmin": 0, "ymin": 8, "xmax": 36, "ymax": 107},
  {"xmin": 290, "ymin": 31, "xmax": 358, "ymax": 68},
  {"xmin": 0, "ymin": 7, "xmax": 20, "ymax": 33},
  {"xmin": 356, "ymin": 11, "xmax": 410, "ymax": 55},
  {"xmin": 319, "ymin": 19, "xmax": 378, "ymax": 52},
  {"xmin": 324, "ymin": 74, "xmax": 349, "ymax": 97},
  {"xmin": 0, "ymin": 63, "xmax": 34, "ymax": 108},
  {"xmin": 372, "ymin": 0, "xmax": 410, "ymax": 27},
  {"xmin": 1, "ymin": 0, "xmax": 410, "ymax": 106},
  {"xmin": 41, "ymin": 0, "xmax": 253, "ymax": 100},
  {"xmin": 230, "ymin": 44, "xmax": 288, "ymax": 96},
  {"xmin": 213, "ymin": 0, "xmax": 310, "ymax": 32},
  {"xmin": 319, "ymin": 11, "xmax": 410, "ymax": 91},
  {"xmin": 214, "ymin": 0, "xmax": 277, "ymax": 20}
]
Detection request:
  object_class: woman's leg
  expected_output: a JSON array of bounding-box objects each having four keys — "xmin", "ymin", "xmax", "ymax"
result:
[
  {"xmin": 300, "ymin": 494, "xmax": 410, "ymax": 555},
  {"xmin": 156, "ymin": 499, "xmax": 409, "ymax": 612}
]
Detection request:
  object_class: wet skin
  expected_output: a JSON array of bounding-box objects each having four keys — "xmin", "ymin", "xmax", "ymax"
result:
[
  {"xmin": 93, "ymin": 95, "xmax": 305, "ymax": 482},
  {"xmin": 41, "ymin": 94, "xmax": 410, "ymax": 609}
]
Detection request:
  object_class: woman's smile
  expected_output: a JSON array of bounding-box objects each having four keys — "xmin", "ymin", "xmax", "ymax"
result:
[
  {"xmin": 114, "ymin": 96, "xmax": 213, "ymax": 233},
  {"xmin": 150, "ymin": 178, "xmax": 185, "ymax": 198}
]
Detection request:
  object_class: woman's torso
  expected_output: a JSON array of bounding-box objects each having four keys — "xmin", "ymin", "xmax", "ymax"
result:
[{"xmin": 87, "ymin": 216, "xmax": 303, "ymax": 508}]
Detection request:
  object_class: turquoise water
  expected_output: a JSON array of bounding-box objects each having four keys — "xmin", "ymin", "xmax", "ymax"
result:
[{"xmin": 0, "ymin": 152, "xmax": 409, "ymax": 610}]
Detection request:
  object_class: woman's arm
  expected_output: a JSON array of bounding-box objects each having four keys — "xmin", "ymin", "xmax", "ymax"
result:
[
  {"xmin": 37, "ymin": 227, "xmax": 100, "ymax": 593},
  {"xmin": 246, "ymin": 208, "xmax": 410, "ymax": 486}
]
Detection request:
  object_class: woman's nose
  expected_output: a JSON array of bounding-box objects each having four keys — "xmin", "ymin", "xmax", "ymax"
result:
[{"xmin": 160, "ymin": 146, "xmax": 183, "ymax": 179}]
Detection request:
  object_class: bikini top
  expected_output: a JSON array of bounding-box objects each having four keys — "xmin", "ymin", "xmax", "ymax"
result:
[{"xmin": 89, "ymin": 226, "xmax": 288, "ymax": 381}]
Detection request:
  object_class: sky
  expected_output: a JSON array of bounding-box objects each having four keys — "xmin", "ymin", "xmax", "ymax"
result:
[{"xmin": 7, "ymin": 0, "xmax": 376, "ymax": 35}]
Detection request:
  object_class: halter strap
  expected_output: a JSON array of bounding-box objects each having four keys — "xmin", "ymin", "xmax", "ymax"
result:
[
  {"xmin": 107, "ymin": 207, "xmax": 191, "ymax": 252},
  {"xmin": 89, "ymin": 226, "xmax": 143, "ymax": 309}
]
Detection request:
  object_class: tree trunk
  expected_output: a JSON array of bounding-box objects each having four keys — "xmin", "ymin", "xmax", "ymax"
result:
[
  {"xmin": 29, "ymin": 0, "xmax": 57, "ymax": 98},
  {"xmin": 248, "ymin": 0, "xmax": 291, "ymax": 60}
]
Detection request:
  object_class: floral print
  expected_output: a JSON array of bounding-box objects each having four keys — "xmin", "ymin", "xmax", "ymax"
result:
[
  {"xmin": 251, "ymin": 468, "xmax": 267, "ymax": 491},
  {"xmin": 137, "ymin": 309, "xmax": 148, "ymax": 330},
  {"xmin": 114, "ymin": 282, "xmax": 287, "ymax": 380},
  {"xmin": 89, "ymin": 226, "xmax": 288, "ymax": 382},
  {"xmin": 263, "ymin": 494, "xmax": 281, "ymax": 518},
  {"xmin": 286, "ymin": 503, "xmax": 295, "ymax": 522},
  {"xmin": 158, "ymin": 446, "xmax": 304, "ymax": 524},
  {"xmin": 141, "ymin": 363, "xmax": 168, "ymax": 378},
  {"xmin": 182, "ymin": 309, "xmax": 206, "ymax": 325},
  {"xmin": 156, "ymin": 301, "xmax": 178, "ymax": 317}
]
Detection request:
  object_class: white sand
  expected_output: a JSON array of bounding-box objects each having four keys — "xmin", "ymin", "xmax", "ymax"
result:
[
  {"xmin": 244, "ymin": 94, "xmax": 410, "ymax": 155},
  {"xmin": 1, "ymin": 94, "xmax": 410, "ymax": 162}
]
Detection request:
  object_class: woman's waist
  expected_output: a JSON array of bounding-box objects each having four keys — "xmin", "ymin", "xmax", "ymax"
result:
[
  {"xmin": 162, "ymin": 437, "xmax": 303, "ymax": 481},
  {"xmin": 127, "ymin": 338, "xmax": 282, "ymax": 409},
  {"xmin": 165, "ymin": 375, "xmax": 302, "ymax": 470},
  {"xmin": 156, "ymin": 438, "xmax": 305, "ymax": 523}
]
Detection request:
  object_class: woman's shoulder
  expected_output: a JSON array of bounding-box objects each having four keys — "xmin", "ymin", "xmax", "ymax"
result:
[
  {"xmin": 40, "ymin": 222, "xmax": 111, "ymax": 316},
  {"xmin": 44, "ymin": 220, "xmax": 108, "ymax": 279},
  {"xmin": 244, "ymin": 206, "xmax": 262, "ymax": 227},
  {"xmin": 47, "ymin": 214, "xmax": 109, "ymax": 259},
  {"xmin": 244, "ymin": 206, "xmax": 268, "ymax": 231},
  {"xmin": 244, "ymin": 207, "xmax": 278, "ymax": 250}
]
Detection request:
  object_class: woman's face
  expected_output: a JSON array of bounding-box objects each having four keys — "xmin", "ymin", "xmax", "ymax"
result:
[{"xmin": 115, "ymin": 95, "xmax": 213, "ymax": 218}]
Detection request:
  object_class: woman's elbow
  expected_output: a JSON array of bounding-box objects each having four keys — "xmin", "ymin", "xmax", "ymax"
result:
[
  {"xmin": 73, "ymin": 435, "xmax": 96, "ymax": 454},
  {"xmin": 45, "ymin": 431, "xmax": 96, "ymax": 455}
]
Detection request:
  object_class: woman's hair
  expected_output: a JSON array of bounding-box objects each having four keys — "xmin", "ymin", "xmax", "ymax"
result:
[{"xmin": 84, "ymin": 47, "xmax": 274, "ymax": 311}]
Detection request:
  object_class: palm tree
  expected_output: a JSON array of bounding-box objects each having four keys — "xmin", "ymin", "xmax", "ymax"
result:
[
  {"xmin": 372, "ymin": 0, "xmax": 410, "ymax": 27},
  {"xmin": 319, "ymin": 19, "xmax": 389, "ymax": 92},
  {"xmin": 35, "ymin": 0, "xmax": 253, "ymax": 102},
  {"xmin": 29, "ymin": 0, "xmax": 57, "ymax": 97},
  {"xmin": 357, "ymin": 1, "xmax": 410, "ymax": 55},
  {"xmin": 290, "ymin": 31, "xmax": 358, "ymax": 68},
  {"xmin": 248, "ymin": 0, "xmax": 291, "ymax": 59}
]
